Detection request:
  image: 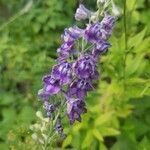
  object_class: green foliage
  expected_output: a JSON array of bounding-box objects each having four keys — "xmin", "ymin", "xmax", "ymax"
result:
[
  {"xmin": 0, "ymin": 0, "xmax": 75, "ymax": 149},
  {"xmin": 0, "ymin": 0, "xmax": 150, "ymax": 149}
]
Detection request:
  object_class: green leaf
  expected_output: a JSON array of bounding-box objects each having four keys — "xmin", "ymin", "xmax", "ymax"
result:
[
  {"xmin": 100, "ymin": 127, "xmax": 120, "ymax": 136},
  {"xmin": 127, "ymin": 0, "xmax": 137, "ymax": 11},
  {"xmin": 138, "ymin": 136, "xmax": 150, "ymax": 150},
  {"xmin": 126, "ymin": 54, "xmax": 145, "ymax": 77},
  {"xmin": 17, "ymin": 106, "xmax": 36, "ymax": 123},
  {"xmin": 111, "ymin": 136, "xmax": 137, "ymax": 150},
  {"xmin": 62, "ymin": 135, "xmax": 72, "ymax": 148},
  {"xmin": 0, "ymin": 143, "xmax": 8, "ymax": 150},
  {"xmin": 0, "ymin": 93, "xmax": 15, "ymax": 105},
  {"xmin": 82, "ymin": 131, "xmax": 93, "ymax": 149},
  {"xmin": 128, "ymin": 28, "xmax": 147, "ymax": 49},
  {"xmin": 94, "ymin": 112, "xmax": 114, "ymax": 126},
  {"xmin": 92, "ymin": 129, "xmax": 104, "ymax": 141}
]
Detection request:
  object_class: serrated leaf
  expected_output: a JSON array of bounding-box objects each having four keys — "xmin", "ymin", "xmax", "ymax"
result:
[
  {"xmin": 62, "ymin": 135, "xmax": 72, "ymax": 148},
  {"xmin": 126, "ymin": 54, "xmax": 144, "ymax": 77},
  {"xmin": 127, "ymin": 0, "xmax": 137, "ymax": 11},
  {"xmin": 138, "ymin": 136, "xmax": 150, "ymax": 150},
  {"xmin": 82, "ymin": 132, "xmax": 93, "ymax": 149},
  {"xmin": 92, "ymin": 129, "xmax": 104, "ymax": 141},
  {"xmin": 100, "ymin": 127, "xmax": 120, "ymax": 136},
  {"xmin": 17, "ymin": 106, "xmax": 36, "ymax": 123},
  {"xmin": 95, "ymin": 112, "xmax": 114, "ymax": 126},
  {"xmin": 128, "ymin": 28, "xmax": 147, "ymax": 49}
]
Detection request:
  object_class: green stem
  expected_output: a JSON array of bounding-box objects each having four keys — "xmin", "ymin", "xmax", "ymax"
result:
[
  {"xmin": 44, "ymin": 118, "xmax": 53, "ymax": 150},
  {"xmin": 124, "ymin": 0, "xmax": 127, "ymax": 51},
  {"xmin": 123, "ymin": 0, "xmax": 127, "ymax": 92}
]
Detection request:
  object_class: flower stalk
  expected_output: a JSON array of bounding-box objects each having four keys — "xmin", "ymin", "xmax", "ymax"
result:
[{"xmin": 123, "ymin": 0, "xmax": 128, "ymax": 92}]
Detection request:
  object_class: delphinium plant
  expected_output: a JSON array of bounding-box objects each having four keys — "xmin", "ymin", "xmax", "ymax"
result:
[{"xmin": 30, "ymin": 0, "xmax": 120, "ymax": 149}]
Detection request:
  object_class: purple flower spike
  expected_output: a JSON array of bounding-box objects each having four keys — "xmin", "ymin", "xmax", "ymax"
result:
[
  {"xmin": 74, "ymin": 55, "xmax": 96, "ymax": 79},
  {"xmin": 43, "ymin": 75, "xmax": 61, "ymax": 95},
  {"xmin": 67, "ymin": 98, "xmax": 87, "ymax": 124},
  {"xmin": 52, "ymin": 62, "xmax": 72, "ymax": 85},
  {"xmin": 38, "ymin": 1, "xmax": 116, "ymax": 129},
  {"xmin": 75, "ymin": 4, "xmax": 91, "ymax": 21}
]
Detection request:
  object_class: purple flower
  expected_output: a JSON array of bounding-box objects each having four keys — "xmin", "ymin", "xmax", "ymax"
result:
[
  {"xmin": 75, "ymin": 4, "xmax": 91, "ymax": 21},
  {"xmin": 68, "ymin": 79, "xmax": 92, "ymax": 98},
  {"xmin": 44, "ymin": 101, "xmax": 55, "ymax": 112},
  {"xmin": 84, "ymin": 23, "xmax": 102, "ymax": 43},
  {"xmin": 42, "ymin": 75, "xmax": 61, "ymax": 95},
  {"xmin": 100, "ymin": 14, "xmax": 115, "ymax": 39},
  {"xmin": 67, "ymin": 97, "xmax": 87, "ymax": 124},
  {"xmin": 55, "ymin": 117, "xmax": 66, "ymax": 138},
  {"xmin": 101, "ymin": 14, "xmax": 115, "ymax": 31},
  {"xmin": 62, "ymin": 26, "xmax": 83, "ymax": 43},
  {"xmin": 52, "ymin": 62, "xmax": 72, "ymax": 85},
  {"xmin": 43, "ymin": 101, "xmax": 55, "ymax": 118},
  {"xmin": 92, "ymin": 40, "xmax": 111, "ymax": 57},
  {"xmin": 57, "ymin": 42, "xmax": 74, "ymax": 60},
  {"xmin": 38, "ymin": 89, "xmax": 49, "ymax": 101},
  {"xmin": 84, "ymin": 14, "xmax": 115, "ymax": 42},
  {"xmin": 67, "ymin": 79, "xmax": 93, "ymax": 98},
  {"xmin": 74, "ymin": 55, "xmax": 96, "ymax": 79}
]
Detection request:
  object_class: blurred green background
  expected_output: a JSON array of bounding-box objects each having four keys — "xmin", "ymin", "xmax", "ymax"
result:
[{"xmin": 0, "ymin": 0, "xmax": 149, "ymax": 149}]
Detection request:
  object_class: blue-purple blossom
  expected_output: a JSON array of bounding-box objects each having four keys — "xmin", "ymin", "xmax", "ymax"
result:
[
  {"xmin": 92, "ymin": 40, "xmax": 111, "ymax": 57},
  {"xmin": 57, "ymin": 42, "xmax": 74, "ymax": 60},
  {"xmin": 38, "ymin": 89, "xmax": 49, "ymax": 101},
  {"xmin": 66, "ymin": 97, "xmax": 87, "ymax": 124},
  {"xmin": 84, "ymin": 23, "xmax": 102, "ymax": 43},
  {"xmin": 55, "ymin": 117, "xmax": 66, "ymax": 138},
  {"xmin": 74, "ymin": 55, "xmax": 97, "ymax": 79},
  {"xmin": 100, "ymin": 13, "xmax": 116, "ymax": 39},
  {"xmin": 62, "ymin": 26, "xmax": 83, "ymax": 42},
  {"xmin": 67, "ymin": 79, "xmax": 93, "ymax": 99},
  {"xmin": 101, "ymin": 13, "xmax": 115, "ymax": 31},
  {"xmin": 58, "ymin": 26, "xmax": 83, "ymax": 61},
  {"xmin": 52, "ymin": 62, "xmax": 72, "ymax": 85},
  {"xmin": 43, "ymin": 101, "xmax": 55, "ymax": 118},
  {"xmin": 42, "ymin": 75, "xmax": 61, "ymax": 95}
]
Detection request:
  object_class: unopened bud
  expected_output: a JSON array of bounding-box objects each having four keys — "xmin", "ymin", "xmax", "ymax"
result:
[
  {"xmin": 75, "ymin": 4, "xmax": 92, "ymax": 21},
  {"xmin": 32, "ymin": 133, "xmax": 38, "ymax": 141},
  {"xmin": 112, "ymin": 5, "xmax": 120, "ymax": 16},
  {"xmin": 97, "ymin": 0, "xmax": 105, "ymax": 6}
]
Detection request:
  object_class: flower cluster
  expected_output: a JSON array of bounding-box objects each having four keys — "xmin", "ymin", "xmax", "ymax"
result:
[{"xmin": 38, "ymin": 2, "xmax": 116, "ymax": 137}]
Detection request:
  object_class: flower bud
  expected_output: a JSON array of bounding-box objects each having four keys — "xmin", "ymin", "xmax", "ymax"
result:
[
  {"xmin": 97, "ymin": 0, "xmax": 106, "ymax": 8},
  {"xmin": 75, "ymin": 4, "xmax": 91, "ymax": 21},
  {"xmin": 36, "ymin": 111, "xmax": 43, "ymax": 120},
  {"xmin": 97, "ymin": 0, "xmax": 105, "ymax": 4},
  {"xmin": 112, "ymin": 5, "xmax": 120, "ymax": 17},
  {"xmin": 42, "ymin": 134, "xmax": 48, "ymax": 141},
  {"xmin": 32, "ymin": 133, "xmax": 38, "ymax": 141}
]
